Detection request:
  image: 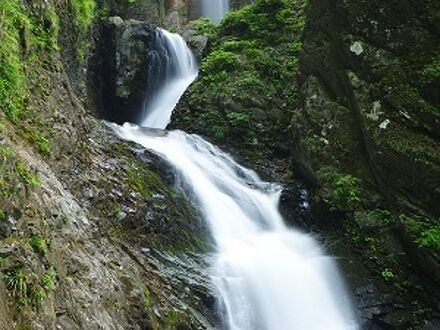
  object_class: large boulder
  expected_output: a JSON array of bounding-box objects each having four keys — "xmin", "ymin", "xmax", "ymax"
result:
[{"xmin": 99, "ymin": 17, "xmax": 170, "ymax": 124}]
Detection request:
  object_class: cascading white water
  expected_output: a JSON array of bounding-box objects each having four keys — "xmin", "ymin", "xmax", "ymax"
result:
[
  {"xmin": 141, "ymin": 29, "xmax": 198, "ymax": 129},
  {"xmin": 110, "ymin": 29, "xmax": 358, "ymax": 329},
  {"xmin": 200, "ymin": 0, "xmax": 230, "ymax": 22}
]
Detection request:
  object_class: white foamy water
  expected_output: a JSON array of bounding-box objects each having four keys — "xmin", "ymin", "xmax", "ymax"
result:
[
  {"xmin": 110, "ymin": 27, "xmax": 358, "ymax": 330},
  {"xmin": 200, "ymin": 0, "xmax": 230, "ymax": 22},
  {"xmin": 141, "ymin": 29, "xmax": 198, "ymax": 129}
]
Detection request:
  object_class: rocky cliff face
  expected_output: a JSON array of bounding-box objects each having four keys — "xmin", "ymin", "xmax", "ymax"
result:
[
  {"xmin": 0, "ymin": 1, "xmax": 216, "ymax": 329},
  {"xmin": 293, "ymin": 0, "xmax": 440, "ymax": 327}
]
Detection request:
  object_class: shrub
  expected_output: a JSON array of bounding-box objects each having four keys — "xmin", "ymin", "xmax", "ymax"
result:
[
  {"xmin": 417, "ymin": 226, "xmax": 440, "ymax": 250},
  {"xmin": 322, "ymin": 170, "xmax": 362, "ymax": 211},
  {"xmin": 29, "ymin": 234, "xmax": 48, "ymax": 255}
]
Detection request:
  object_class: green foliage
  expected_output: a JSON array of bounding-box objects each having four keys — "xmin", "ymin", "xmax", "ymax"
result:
[
  {"xmin": 4, "ymin": 266, "xmax": 57, "ymax": 306},
  {"xmin": 29, "ymin": 234, "xmax": 48, "ymax": 255},
  {"xmin": 0, "ymin": 0, "xmax": 30, "ymax": 120},
  {"xmin": 183, "ymin": 0, "xmax": 308, "ymax": 158},
  {"xmin": 111, "ymin": 202, "xmax": 121, "ymax": 218},
  {"xmin": 220, "ymin": 0, "xmax": 307, "ymax": 43},
  {"xmin": 35, "ymin": 133, "xmax": 51, "ymax": 155},
  {"xmin": 381, "ymin": 268, "xmax": 395, "ymax": 281},
  {"xmin": 322, "ymin": 170, "xmax": 362, "ymax": 211},
  {"xmin": 5, "ymin": 269, "xmax": 28, "ymax": 297},
  {"xmin": 71, "ymin": 0, "xmax": 96, "ymax": 33},
  {"xmin": 400, "ymin": 214, "xmax": 440, "ymax": 251},
  {"xmin": 0, "ymin": 0, "xmax": 60, "ymax": 120},
  {"xmin": 422, "ymin": 56, "xmax": 440, "ymax": 82},
  {"xmin": 70, "ymin": 0, "xmax": 95, "ymax": 60},
  {"xmin": 0, "ymin": 256, "xmax": 8, "ymax": 269},
  {"xmin": 0, "ymin": 209, "xmax": 5, "ymax": 221},
  {"xmin": 42, "ymin": 267, "xmax": 57, "ymax": 291},
  {"xmin": 15, "ymin": 161, "xmax": 41, "ymax": 186},
  {"xmin": 191, "ymin": 17, "xmax": 217, "ymax": 37},
  {"xmin": 201, "ymin": 50, "xmax": 240, "ymax": 73},
  {"xmin": 0, "ymin": 145, "xmax": 14, "ymax": 160},
  {"xmin": 417, "ymin": 226, "xmax": 440, "ymax": 250},
  {"xmin": 366, "ymin": 209, "xmax": 392, "ymax": 226}
]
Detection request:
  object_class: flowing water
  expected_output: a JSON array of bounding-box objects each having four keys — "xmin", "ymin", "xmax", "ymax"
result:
[
  {"xmin": 200, "ymin": 0, "xmax": 230, "ymax": 22},
  {"xmin": 141, "ymin": 28, "xmax": 198, "ymax": 128},
  {"xmin": 110, "ymin": 29, "xmax": 358, "ymax": 330}
]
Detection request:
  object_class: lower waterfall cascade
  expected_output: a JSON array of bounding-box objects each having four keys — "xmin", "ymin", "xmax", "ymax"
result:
[{"xmin": 110, "ymin": 29, "xmax": 358, "ymax": 330}]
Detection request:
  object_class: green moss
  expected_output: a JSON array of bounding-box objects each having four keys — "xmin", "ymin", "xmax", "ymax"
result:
[
  {"xmin": 29, "ymin": 234, "xmax": 48, "ymax": 255},
  {"xmin": 15, "ymin": 161, "xmax": 41, "ymax": 186},
  {"xmin": 0, "ymin": 0, "xmax": 61, "ymax": 120},
  {"xmin": 70, "ymin": 0, "xmax": 96, "ymax": 60},
  {"xmin": 127, "ymin": 165, "xmax": 163, "ymax": 197},
  {"xmin": 0, "ymin": 0, "xmax": 30, "ymax": 120},
  {"xmin": 181, "ymin": 0, "xmax": 308, "ymax": 159},
  {"xmin": 71, "ymin": 0, "xmax": 96, "ymax": 33},
  {"xmin": 201, "ymin": 49, "xmax": 241, "ymax": 73}
]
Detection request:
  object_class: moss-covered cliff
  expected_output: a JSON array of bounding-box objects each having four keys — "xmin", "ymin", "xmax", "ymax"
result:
[{"xmin": 0, "ymin": 1, "xmax": 215, "ymax": 329}]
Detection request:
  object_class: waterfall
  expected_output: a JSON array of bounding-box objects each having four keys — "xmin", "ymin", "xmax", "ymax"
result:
[
  {"xmin": 200, "ymin": 0, "xmax": 230, "ymax": 22},
  {"xmin": 141, "ymin": 28, "xmax": 198, "ymax": 129},
  {"xmin": 110, "ymin": 29, "xmax": 358, "ymax": 329}
]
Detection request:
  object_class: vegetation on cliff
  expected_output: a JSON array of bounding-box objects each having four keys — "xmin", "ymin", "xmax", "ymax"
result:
[{"xmin": 174, "ymin": 0, "xmax": 307, "ymax": 163}]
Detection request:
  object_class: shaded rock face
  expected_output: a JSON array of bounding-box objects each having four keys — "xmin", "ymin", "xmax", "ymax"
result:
[
  {"xmin": 0, "ymin": 1, "xmax": 217, "ymax": 329},
  {"xmin": 99, "ymin": 18, "xmax": 164, "ymax": 124},
  {"xmin": 289, "ymin": 0, "xmax": 440, "ymax": 327}
]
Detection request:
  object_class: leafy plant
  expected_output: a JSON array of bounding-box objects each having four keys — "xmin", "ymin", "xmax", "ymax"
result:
[
  {"xmin": 35, "ymin": 133, "xmax": 51, "ymax": 155},
  {"xmin": 15, "ymin": 161, "xmax": 41, "ymax": 186},
  {"xmin": 381, "ymin": 268, "xmax": 395, "ymax": 281},
  {"xmin": 5, "ymin": 269, "xmax": 28, "ymax": 297},
  {"xmin": 42, "ymin": 267, "xmax": 57, "ymax": 291},
  {"xmin": 322, "ymin": 170, "xmax": 362, "ymax": 211},
  {"xmin": 417, "ymin": 226, "xmax": 440, "ymax": 250},
  {"xmin": 29, "ymin": 234, "xmax": 48, "ymax": 255}
]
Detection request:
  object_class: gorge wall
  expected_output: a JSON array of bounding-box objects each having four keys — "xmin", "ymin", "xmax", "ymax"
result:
[{"xmin": 0, "ymin": 1, "xmax": 217, "ymax": 329}]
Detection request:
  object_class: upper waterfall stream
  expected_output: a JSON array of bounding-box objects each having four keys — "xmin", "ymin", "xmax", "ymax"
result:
[{"xmin": 110, "ymin": 28, "xmax": 358, "ymax": 330}]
